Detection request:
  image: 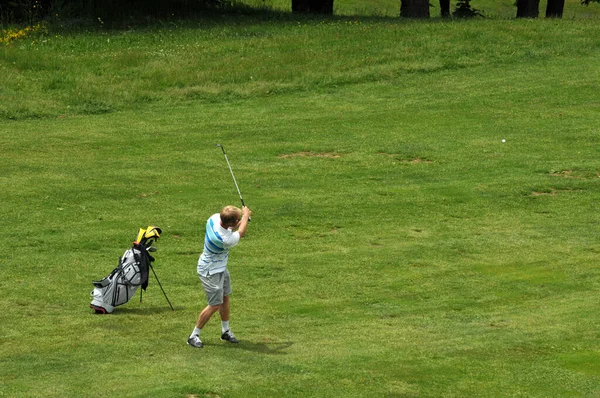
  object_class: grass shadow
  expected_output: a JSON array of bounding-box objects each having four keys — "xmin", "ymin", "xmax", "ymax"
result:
[
  {"xmin": 107, "ymin": 306, "xmax": 178, "ymax": 315},
  {"xmin": 208, "ymin": 339, "xmax": 294, "ymax": 355}
]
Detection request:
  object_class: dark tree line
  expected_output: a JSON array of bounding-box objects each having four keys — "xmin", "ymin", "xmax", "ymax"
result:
[
  {"xmin": 0, "ymin": 0, "xmax": 230, "ymax": 23},
  {"xmin": 1, "ymin": 0, "xmax": 598, "ymax": 23},
  {"xmin": 293, "ymin": 0, "xmax": 598, "ymax": 18},
  {"xmin": 292, "ymin": 0, "xmax": 333, "ymax": 14}
]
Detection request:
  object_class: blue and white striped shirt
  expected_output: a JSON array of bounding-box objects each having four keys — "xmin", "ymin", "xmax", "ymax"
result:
[{"xmin": 197, "ymin": 214, "xmax": 240, "ymax": 277}]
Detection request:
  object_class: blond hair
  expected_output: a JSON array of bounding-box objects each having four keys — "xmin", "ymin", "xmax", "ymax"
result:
[{"xmin": 220, "ymin": 205, "xmax": 242, "ymax": 226}]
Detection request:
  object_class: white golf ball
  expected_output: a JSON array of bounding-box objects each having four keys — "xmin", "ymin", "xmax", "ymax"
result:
[{"xmin": 501, "ymin": 139, "xmax": 506, "ymax": 143}]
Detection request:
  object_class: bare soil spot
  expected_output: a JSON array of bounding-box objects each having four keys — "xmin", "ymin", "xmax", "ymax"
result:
[
  {"xmin": 187, "ymin": 394, "xmax": 222, "ymax": 398},
  {"xmin": 137, "ymin": 191, "xmax": 159, "ymax": 198},
  {"xmin": 549, "ymin": 169, "xmax": 599, "ymax": 179},
  {"xmin": 378, "ymin": 152, "xmax": 433, "ymax": 163},
  {"xmin": 530, "ymin": 190, "xmax": 557, "ymax": 196},
  {"xmin": 278, "ymin": 151, "xmax": 340, "ymax": 159},
  {"xmin": 407, "ymin": 157, "xmax": 433, "ymax": 164}
]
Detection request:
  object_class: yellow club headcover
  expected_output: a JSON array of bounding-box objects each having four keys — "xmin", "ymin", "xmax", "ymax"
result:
[{"xmin": 134, "ymin": 228, "xmax": 147, "ymax": 244}]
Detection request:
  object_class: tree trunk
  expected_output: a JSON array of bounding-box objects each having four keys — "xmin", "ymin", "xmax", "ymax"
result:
[
  {"xmin": 292, "ymin": 0, "xmax": 334, "ymax": 14},
  {"xmin": 545, "ymin": 0, "xmax": 565, "ymax": 17},
  {"xmin": 516, "ymin": 0, "xmax": 539, "ymax": 17},
  {"xmin": 400, "ymin": 0, "xmax": 431, "ymax": 18},
  {"xmin": 440, "ymin": 0, "xmax": 451, "ymax": 17}
]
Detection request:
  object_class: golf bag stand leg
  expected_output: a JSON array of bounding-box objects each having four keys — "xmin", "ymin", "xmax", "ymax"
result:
[{"xmin": 150, "ymin": 264, "xmax": 174, "ymax": 311}]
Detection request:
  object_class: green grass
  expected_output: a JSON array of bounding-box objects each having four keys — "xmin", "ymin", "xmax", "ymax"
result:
[
  {"xmin": 1, "ymin": 6, "xmax": 600, "ymax": 398},
  {"xmin": 2, "ymin": 17, "xmax": 599, "ymax": 120}
]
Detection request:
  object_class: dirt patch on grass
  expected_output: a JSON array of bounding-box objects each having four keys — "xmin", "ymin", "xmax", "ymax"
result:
[
  {"xmin": 407, "ymin": 157, "xmax": 433, "ymax": 164},
  {"xmin": 549, "ymin": 169, "xmax": 599, "ymax": 179},
  {"xmin": 552, "ymin": 170, "xmax": 576, "ymax": 178},
  {"xmin": 378, "ymin": 152, "xmax": 433, "ymax": 163},
  {"xmin": 529, "ymin": 187, "xmax": 584, "ymax": 197},
  {"xmin": 278, "ymin": 151, "xmax": 340, "ymax": 159},
  {"xmin": 530, "ymin": 190, "xmax": 558, "ymax": 196},
  {"xmin": 137, "ymin": 191, "xmax": 159, "ymax": 198}
]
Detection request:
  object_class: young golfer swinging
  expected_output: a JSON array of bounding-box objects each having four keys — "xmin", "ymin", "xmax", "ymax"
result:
[{"xmin": 187, "ymin": 205, "xmax": 252, "ymax": 348}]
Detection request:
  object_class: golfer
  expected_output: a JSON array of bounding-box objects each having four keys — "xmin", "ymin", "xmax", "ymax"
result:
[{"xmin": 187, "ymin": 205, "xmax": 252, "ymax": 348}]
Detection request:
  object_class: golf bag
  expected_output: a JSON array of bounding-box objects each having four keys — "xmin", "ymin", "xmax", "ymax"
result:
[{"xmin": 90, "ymin": 226, "xmax": 162, "ymax": 314}]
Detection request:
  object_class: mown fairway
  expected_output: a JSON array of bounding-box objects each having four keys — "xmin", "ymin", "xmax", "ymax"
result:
[{"xmin": 1, "ymin": 7, "xmax": 600, "ymax": 398}]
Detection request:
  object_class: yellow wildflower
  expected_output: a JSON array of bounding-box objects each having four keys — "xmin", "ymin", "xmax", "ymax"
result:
[{"xmin": 0, "ymin": 22, "xmax": 46, "ymax": 45}]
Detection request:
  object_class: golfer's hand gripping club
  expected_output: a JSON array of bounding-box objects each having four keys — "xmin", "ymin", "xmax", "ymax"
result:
[{"xmin": 242, "ymin": 206, "xmax": 252, "ymax": 223}]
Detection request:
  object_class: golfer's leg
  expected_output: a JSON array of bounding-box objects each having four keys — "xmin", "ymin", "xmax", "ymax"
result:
[
  {"xmin": 197, "ymin": 272, "xmax": 224, "ymax": 328},
  {"xmin": 196, "ymin": 305, "xmax": 220, "ymax": 329},
  {"xmin": 219, "ymin": 295, "xmax": 230, "ymax": 322},
  {"xmin": 218, "ymin": 295, "xmax": 238, "ymax": 342},
  {"xmin": 219, "ymin": 270, "xmax": 232, "ymax": 323}
]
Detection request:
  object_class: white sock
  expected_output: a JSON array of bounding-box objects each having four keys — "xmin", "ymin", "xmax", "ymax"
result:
[
  {"xmin": 221, "ymin": 321, "xmax": 229, "ymax": 333},
  {"xmin": 191, "ymin": 327, "xmax": 201, "ymax": 337}
]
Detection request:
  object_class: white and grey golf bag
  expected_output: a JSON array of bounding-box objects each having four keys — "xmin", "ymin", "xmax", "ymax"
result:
[{"xmin": 90, "ymin": 244, "xmax": 154, "ymax": 314}]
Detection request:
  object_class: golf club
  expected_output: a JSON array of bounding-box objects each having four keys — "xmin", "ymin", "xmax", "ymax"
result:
[{"xmin": 216, "ymin": 144, "xmax": 250, "ymax": 220}]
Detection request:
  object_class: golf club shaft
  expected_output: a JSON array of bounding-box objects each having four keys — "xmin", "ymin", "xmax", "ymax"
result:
[
  {"xmin": 217, "ymin": 145, "xmax": 250, "ymax": 220},
  {"xmin": 221, "ymin": 148, "xmax": 245, "ymax": 207}
]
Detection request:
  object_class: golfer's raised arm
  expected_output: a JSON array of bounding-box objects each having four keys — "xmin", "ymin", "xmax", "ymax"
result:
[{"xmin": 237, "ymin": 207, "xmax": 252, "ymax": 237}]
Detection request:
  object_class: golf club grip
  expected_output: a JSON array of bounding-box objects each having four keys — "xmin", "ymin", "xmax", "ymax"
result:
[
  {"xmin": 240, "ymin": 201, "xmax": 252, "ymax": 222},
  {"xmin": 244, "ymin": 205, "xmax": 252, "ymax": 222}
]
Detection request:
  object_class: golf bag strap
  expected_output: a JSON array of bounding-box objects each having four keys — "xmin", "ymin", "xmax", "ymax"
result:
[{"xmin": 132, "ymin": 244, "xmax": 150, "ymax": 291}]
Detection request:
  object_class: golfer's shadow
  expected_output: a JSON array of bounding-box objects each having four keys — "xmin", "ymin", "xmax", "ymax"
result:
[
  {"xmin": 216, "ymin": 340, "xmax": 294, "ymax": 355},
  {"xmin": 110, "ymin": 306, "xmax": 177, "ymax": 315}
]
